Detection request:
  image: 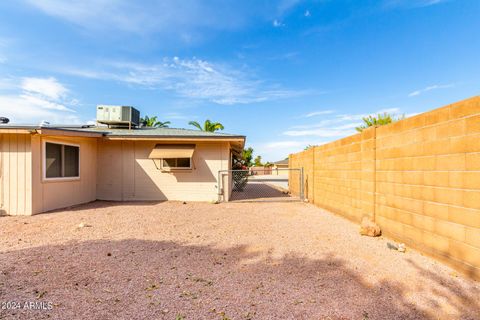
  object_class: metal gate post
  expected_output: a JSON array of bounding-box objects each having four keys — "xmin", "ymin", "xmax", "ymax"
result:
[
  {"xmin": 300, "ymin": 168, "xmax": 304, "ymax": 201},
  {"xmin": 217, "ymin": 170, "xmax": 226, "ymax": 202}
]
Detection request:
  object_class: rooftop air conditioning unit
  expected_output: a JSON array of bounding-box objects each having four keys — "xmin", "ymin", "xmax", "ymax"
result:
[{"xmin": 96, "ymin": 105, "xmax": 140, "ymax": 128}]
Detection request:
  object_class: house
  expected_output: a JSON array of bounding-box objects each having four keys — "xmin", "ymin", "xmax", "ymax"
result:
[
  {"xmin": 249, "ymin": 166, "xmax": 272, "ymax": 175},
  {"xmin": 0, "ymin": 119, "xmax": 245, "ymax": 215},
  {"xmin": 271, "ymin": 158, "xmax": 289, "ymax": 175},
  {"xmin": 272, "ymin": 158, "xmax": 289, "ymax": 169}
]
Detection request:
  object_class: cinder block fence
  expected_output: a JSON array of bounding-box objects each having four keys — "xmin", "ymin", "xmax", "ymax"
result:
[{"xmin": 289, "ymin": 96, "xmax": 480, "ymax": 280}]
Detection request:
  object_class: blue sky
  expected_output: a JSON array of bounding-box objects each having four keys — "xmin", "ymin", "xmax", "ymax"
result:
[{"xmin": 0, "ymin": 0, "xmax": 479, "ymax": 161}]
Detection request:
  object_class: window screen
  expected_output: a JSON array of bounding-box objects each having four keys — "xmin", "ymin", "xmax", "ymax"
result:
[
  {"xmin": 161, "ymin": 158, "xmax": 191, "ymax": 169},
  {"xmin": 46, "ymin": 143, "xmax": 62, "ymax": 178},
  {"xmin": 64, "ymin": 145, "xmax": 80, "ymax": 177},
  {"xmin": 45, "ymin": 142, "xmax": 80, "ymax": 178},
  {"xmin": 176, "ymin": 158, "xmax": 191, "ymax": 168},
  {"xmin": 162, "ymin": 158, "xmax": 177, "ymax": 167}
]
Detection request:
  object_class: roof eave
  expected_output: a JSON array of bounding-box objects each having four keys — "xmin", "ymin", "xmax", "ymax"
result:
[{"xmin": 36, "ymin": 128, "xmax": 104, "ymax": 138}]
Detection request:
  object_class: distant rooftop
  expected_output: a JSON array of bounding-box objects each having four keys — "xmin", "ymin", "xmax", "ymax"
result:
[{"xmin": 274, "ymin": 158, "xmax": 289, "ymax": 165}]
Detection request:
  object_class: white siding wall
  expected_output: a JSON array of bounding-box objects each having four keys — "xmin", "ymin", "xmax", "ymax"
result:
[{"xmin": 0, "ymin": 133, "xmax": 32, "ymax": 215}]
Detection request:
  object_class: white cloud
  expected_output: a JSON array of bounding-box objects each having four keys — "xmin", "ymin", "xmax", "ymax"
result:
[
  {"xmin": 304, "ymin": 110, "xmax": 334, "ymax": 118},
  {"xmin": 254, "ymin": 139, "xmax": 327, "ymax": 162},
  {"xmin": 256, "ymin": 107, "xmax": 405, "ymax": 161},
  {"xmin": 0, "ymin": 76, "xmax": 81, "ymax": 124},
  {"xmin": 18, "ymin": 93, "xmax": 72, "ymax": 112},
  {"xmin": 24, "ymin": 0, "xmax": 283, "ymax": 39},
  {"xmin": 163, "ymin": 112, "xmax": 189, "ymax": 120},
  {"xmin": 0, "ymin": 39, "xmax": 7, "ymax": 63},
  {"xmin": 0, "ymin": 95, "xmax": 81, "ymax": 124},
  {"xmin": 24, "ymin": 0, "xmax": 218, "ymax": 33},
  {"xmin": 415, "ymin": 0, "xmax": 448, "ymax": 6},
  {"xmin": 286, "ymin": 107, "xmax": 404, "ymax": 137},
  {"xmin": 59, "ymin": 57, "xmax": 306, "ymax": 105},
  {"xmin": 284, "ymin": 127, "xmax": 355, "ymax": 137},
  {"xmin": 384, "ymin": 0, "xmax": 449, "ymax": 9},
  {"xmin": 0, "ymin": 77, "xmax": 17, "ymax": 90},
  {"xmin": 273, "ymin": 19, "xmax": 285, "ymax": 27},
  {"xmin": 265, "ymin": 141, "xmax": 306, "ymax": 149},
  {"xmin": 408, "ymin": 84, "xmax": 454, "ymax": 97},
  {"xmin": 276, "ymin": 0, "xmax": 302, "ymax": 14},
  {"xmin": 21, "ymin": 77, "xmax": 68, "ymax": 101}
]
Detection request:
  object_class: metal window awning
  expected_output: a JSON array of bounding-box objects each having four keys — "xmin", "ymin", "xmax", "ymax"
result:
[{"xmin": 148, "ymin": 144, "xmax": 196, "ymax": 159}]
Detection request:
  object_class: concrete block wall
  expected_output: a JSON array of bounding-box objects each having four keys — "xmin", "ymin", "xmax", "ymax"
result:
[
  {"xmin": 375, "ymin": 96, "xmax": 480, "ymax": 279},
  {"xmin": 289, "ymin": 147, "xmax": 314, "ymax": 200},
  {"xmin": 312, "ymin": 133, "xmax": 365, "ymax": 223},
  {"xmin": 289, "ymin": 96, "xmax": 480, "ymax": 280}
]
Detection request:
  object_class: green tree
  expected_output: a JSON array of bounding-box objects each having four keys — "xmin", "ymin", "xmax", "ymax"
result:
[
  {"xmin": 254, "ymin": 155, "xmax": 263, "ymax": 166},
  {"xmin": 242, "ymin": 147, "xmax": 254, "ymax": 167},
  {"xmin": 304, "ymin": 144, "xmax": 316, "ymax": 150},
  {"xmin": 355, "ymin": 112, "xmax": 404, "ymax": 132},
  {"xmin": 141, "ymin": 115, "xmax": 170, "ymax": 128},
  {"xmin": 188, "ymin": 119, "xmax": 224, "ymax": 132}
]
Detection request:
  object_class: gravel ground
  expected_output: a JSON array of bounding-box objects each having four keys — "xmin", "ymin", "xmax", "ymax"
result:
[{"xmin": 0, "ymin": 200, "xmax": 479, "ymax": 320}]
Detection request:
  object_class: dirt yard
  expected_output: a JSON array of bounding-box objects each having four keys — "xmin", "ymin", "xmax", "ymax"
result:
[{"xmin": 1, "ymin": 201, "xmax": 479, "ymax": 320}]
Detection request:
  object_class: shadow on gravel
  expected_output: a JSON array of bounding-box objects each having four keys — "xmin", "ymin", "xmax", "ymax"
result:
[
  {"xmin": 1, "ymin": 239, "xmax": 478, "ymax": 320},
  {"xmin": 42, "ymin": 200, "xmax": 169, "ymax": 214},
  {"xmin": 406, "ymin": 258, "xmax": 480, "ymax": 319}
]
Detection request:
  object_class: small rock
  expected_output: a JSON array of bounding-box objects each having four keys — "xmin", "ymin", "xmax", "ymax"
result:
[
  {"xmin": 387, "ymin": 242, "xmax": 398, "ymax": 250},
  {"xmin": 78, "ymin": 222, "xmax": 91, "ymax": 228},
  {"xmin": 359, "ymin": 217, "xmax": 381, "ymax": 237},
  {"xmin": 387, "ymin": 242, "xmax": 406, "ymax": 253}
]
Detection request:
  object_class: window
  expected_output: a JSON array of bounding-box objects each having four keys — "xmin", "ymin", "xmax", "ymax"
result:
[
  {"xmin": 45, "ymin": 142, "xmax": 80, "ymax": 179},
  {"xmin": 161, "ymin": 158, "xmax": 191, "ymax": 170}
]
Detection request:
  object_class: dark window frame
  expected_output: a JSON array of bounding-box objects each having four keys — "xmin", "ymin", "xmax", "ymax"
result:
[{"xmin": 44, "ymin": 141, "xmax": 80, "ymax": 180}]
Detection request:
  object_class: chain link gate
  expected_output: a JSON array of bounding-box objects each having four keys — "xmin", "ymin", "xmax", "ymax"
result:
[{"xmin": 217, "ymin": 168, "xmax": 304, "ymax": 202}]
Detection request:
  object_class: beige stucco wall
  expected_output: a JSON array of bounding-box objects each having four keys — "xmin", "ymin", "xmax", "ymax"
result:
[
  {"xmin": 96, "ymin": 140, "xmax": 231, "ymax": 202},
  {"xmin": 0, "ymin": 133, "xmax": 32, "ymax": 215},
  {"xmin": 1, "ymin": 133, "xmax": 233, "ymax": 214},
  {"xmin": 31, "ymin": 135, "xmax": 98, "ymax": 214}
]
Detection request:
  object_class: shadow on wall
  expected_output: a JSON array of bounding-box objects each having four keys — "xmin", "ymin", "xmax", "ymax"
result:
[
  {"xmin": 139, "ymin": 156, "xmax": 217, "ymax": 184},
  {"xmin": 1, "ymin": 239, "xmax": 479, "ymax": 319},
  {"xmin": 132, "ymin": 157, "xmax": 217, "ymax": 201},
  {"xmin": 130, "ymin": 160, "xmax": 169, "ymax": 201},
  {"xmin": 164, "ymin": 152, "xmax": 217, "ymax": 183}
]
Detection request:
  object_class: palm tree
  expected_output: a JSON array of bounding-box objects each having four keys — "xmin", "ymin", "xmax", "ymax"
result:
[
  {"xmin": 254, "ymin": 155, "xmax": 263, "ymax": 167},
  {"xmin": 355, "ymin": 112, "xmax": 404, "ymax": 132},
  {"xmin": 188, "ymin": 119, "xmax": 224, "ymax": 132},
  {"xmin": 141, "ymin": 116, "xmax": 171, "ymax": 128}
]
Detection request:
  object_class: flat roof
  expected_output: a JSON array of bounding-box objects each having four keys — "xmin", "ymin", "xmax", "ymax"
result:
[
  {"xmin": 0, "ymin": 125, "xmax": 246, "ymax": 153},
  {"xmin": 0, "ymin": 125, "xmax": 245, "ymax": 139}
]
